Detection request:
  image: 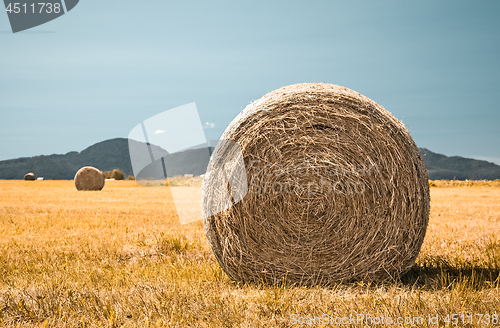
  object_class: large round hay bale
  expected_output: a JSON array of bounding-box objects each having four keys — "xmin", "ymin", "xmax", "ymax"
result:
[
  {"xmin": 24, "ymin": 173, "xmax": 35, "ymax": 181},
  {"xmin": 202, "ymin": 83, "xmax": 429, "ymax": 285},
  {"xmin": 74, "ymin": 166, "xmax": 105, "ymax": 191}
]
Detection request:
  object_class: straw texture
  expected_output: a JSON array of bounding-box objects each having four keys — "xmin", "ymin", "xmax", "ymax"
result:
[
  {"xmin": 74, "ymin": 166, "xmax": 105, "ymax": 191},
  {"xmin": 202, "ymin": 83, "xmax": 429, "ymax": 285}
]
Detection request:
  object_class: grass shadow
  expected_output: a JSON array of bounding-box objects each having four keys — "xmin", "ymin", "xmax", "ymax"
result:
[
  {"xmin": 229, "ymin": 261, "xmax": 500, "ymax": 291},
  {"xmin": 400, "ymin": 265, "xmax": 500, "ymax": 290}
]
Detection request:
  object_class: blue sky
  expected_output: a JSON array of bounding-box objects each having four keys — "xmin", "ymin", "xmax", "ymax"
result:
[{"xmin": 1, "ymin": 0, "xmax": 499, "ymax": 164}]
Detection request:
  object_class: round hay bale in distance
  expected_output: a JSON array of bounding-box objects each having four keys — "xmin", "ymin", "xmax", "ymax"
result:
[
  {"xmin": 24, "ymin": 173, "xmax": 35, "ymax": 181},
  {"xmin": 202, "ymin": 83, "xmax": 429, "ymax": 285},
  {"xmin": 74, "ymin": 166, "xmax": 105, "ymax": 191}
]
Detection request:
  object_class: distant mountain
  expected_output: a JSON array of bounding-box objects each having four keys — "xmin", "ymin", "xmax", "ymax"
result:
[
  {"xmin": 419, "ymin": 148, "xmax": 500, "ymax": 180},
  {"xmin": 0, "ymin": 138, "xmax": 166, "ymax": 180},
  {"xmin": 0, "ymin": 138, "xmax": 499, "ymax": 180}
]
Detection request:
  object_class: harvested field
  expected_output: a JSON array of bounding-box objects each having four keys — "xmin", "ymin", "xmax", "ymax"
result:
[{"xmin": 0, "ymin": 180, "xmax": 498, "ymax": 327}]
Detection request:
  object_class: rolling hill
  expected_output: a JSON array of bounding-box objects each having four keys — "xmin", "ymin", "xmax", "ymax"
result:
[
  {"xmin": 420, "ymin": 148, "xmax": 500, "ymax": 180},
  {"xmin": 0, "ymin": 139, "xmax": 154, "ymax": 180},
  {"xmin": 0, "ymin": 138, "xmax": 499, "ymax": 180}
]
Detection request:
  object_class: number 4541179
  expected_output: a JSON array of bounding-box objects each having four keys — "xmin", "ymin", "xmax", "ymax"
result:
[{"xmin": 6, "ymin": 3, "xmax": 61, "ymax": 14}]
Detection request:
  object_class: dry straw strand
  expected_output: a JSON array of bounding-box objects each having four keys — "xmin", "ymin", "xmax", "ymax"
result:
[
  {"xmin": 202, "ymin": 83, "xmax": 429, "ymax": 285},
  {"xmin": 74, "ymin": 166, "xmax": 105, "ymax": 191}
]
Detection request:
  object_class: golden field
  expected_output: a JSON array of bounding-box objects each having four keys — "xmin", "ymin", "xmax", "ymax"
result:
[{"xmin": 0, "ymin": 180, "xmax": 499, "ymax": 327}]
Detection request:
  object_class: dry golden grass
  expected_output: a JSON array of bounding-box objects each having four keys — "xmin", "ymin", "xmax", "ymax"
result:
[
  {"xmin": 429, "ymin": 179, "xmax": 500, "ymax": 188},
  {"xmin": 0, "ymin": 180, "xmax": 499, "ymax": 327}
]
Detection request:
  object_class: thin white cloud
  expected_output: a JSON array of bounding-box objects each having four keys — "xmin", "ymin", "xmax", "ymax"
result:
[
  {"xmin": 154, "ymin": 129, "xmax": 166, "ymax": 134},
  {"xmin": 204, "ymin": 122, "xmax": 215, "ymax": 129}
]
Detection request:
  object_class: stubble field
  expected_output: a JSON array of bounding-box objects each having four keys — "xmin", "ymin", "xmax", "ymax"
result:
[{"xmin": 0, "ymin": 180, "xmax": 499, "ymax": 327}]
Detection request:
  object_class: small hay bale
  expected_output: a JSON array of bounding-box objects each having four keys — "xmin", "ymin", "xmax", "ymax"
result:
[
  {"xmin": 74, "ymin": 166, "xmax": 105, "ymax": 191},
  {"xmin": 24, "ymin": 173, "xmax": 35, "ymax": 181},
  {"xmin": 202, "ymin": 83, "xmax": 429, "ymax": 285}
]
